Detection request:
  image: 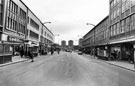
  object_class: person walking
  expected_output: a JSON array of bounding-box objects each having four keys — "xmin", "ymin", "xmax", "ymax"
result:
[
  {"xmin": 28, "ymin": 49, "xmax": 34, "ymax": 62},
  {"xmin": 57, "ymin": 48, "xmax": 60, "ymax": 54},
  {"xmin": 20, "ymin": 48, "xmax": 24, "ymax": 58},
  {"xmin": 51, "ymin": 47, "xmax": 54, "ymax": 55}
]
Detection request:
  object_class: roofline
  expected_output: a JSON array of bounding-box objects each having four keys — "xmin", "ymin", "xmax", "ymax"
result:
[
  {"xmin": 83, "ymin": 15, "xmax": 109, "ymax": 38},
  {"xmin": 42, "ymin": 23, "xmax": 54, "ymax": 36},
  {"xmin": 20, "ymin": 0, "xmax": 54, "ymax": 36}
]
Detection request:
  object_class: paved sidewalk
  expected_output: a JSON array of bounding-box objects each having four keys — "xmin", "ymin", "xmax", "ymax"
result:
[
  {"xmin": 84, "ymin": 54, "xmax": 135, "ymax": 72},
  {"xmin": 105, "ymin": 61, "xmax": 135, "ymax": 72},
  {"xmin": 0, "ymin": 56, "xmax": 29, "ymax": 67}
]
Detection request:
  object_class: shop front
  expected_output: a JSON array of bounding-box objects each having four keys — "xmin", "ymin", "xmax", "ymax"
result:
[
  {"xmin": 0, "ymin": 34, "xmax": 25, "ymax": 64},
  {"xmin": 96, "ymin": 45, "xmax": 109, "ymax": 60},
  {"xmin": 39, "ymin": 43, "xmax": 48, "ymax": 55},
  {"xmin": 109, "ymin": 42, "xmax": 134, "ymax": 63},
  {"xmin": 25, "ymin": 41, "xmax": 39, "ymax": 57}
]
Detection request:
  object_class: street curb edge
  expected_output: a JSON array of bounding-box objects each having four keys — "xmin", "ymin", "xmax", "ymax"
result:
[{"xmin": 0, "ymin": 59, "xmax": 29, "ymax": 67}]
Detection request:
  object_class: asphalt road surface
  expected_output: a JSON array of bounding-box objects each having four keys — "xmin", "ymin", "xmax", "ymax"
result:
[{"xmin": 0, "ymin": 52, "xmax": 135, "ymax": 86}]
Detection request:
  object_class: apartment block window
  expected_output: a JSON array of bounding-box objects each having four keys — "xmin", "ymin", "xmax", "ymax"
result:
[
  {"xmin": 0, "ymin": 13, "xmax": 2, "ymax": 25},
  {"xmin": 130, "ymin": 14, "xmax": 135, "ymax": 30},
  {"xmin": 20, "ymin": 8, "xmax": 26, "ymax": 20},
  {"xmin": 131, "ymin": 0, "xmax": 135, "ymax": 6},
  {"xmin": 18, "ymin": 23, "xmax": 20, "ymax": 32},
  {"xmin": 125, "ymin": 0, "xmax": 130, "ymax": 10},
  {"xmin": 27, "ymin": 17, "xmax": 29, "ymax": 24},
  {"xmin": 130, "ymin": 15, "xmax": 133, "ymax": 30},
  {"xmin": 44, "ymin": 32, "xmax": 46, "ymax": 36},
  {"xmin": 0, "ymin": 0, "xmax": 3, "ymax": 25},
  {"xmin": 117, "ymin": 23, "xmax": 120, "ymax": 35},
  {"xmin": 133, "ymin": 14, "xmax": 135, "ymax": 30},
  {"xmin": 122, "ymin": 3, "xmax": 125, "ymax": 13},
  {"xmin": 30, "ymin": 30, "xmax": 39, "ymax": 40},
  {"xmin": 111, "ymin": 26, "xmax": 113, "ymax": 37},
  {"xmin": 30, "ymin": 19, "xmax": 39, "ymax": 30},
  {"xmin": 125, "ymin": 17, "xmax": 130, "ymax": 32},
  {"xmin": 110, "ymin": 0, "xmax": 114, "ymax": 9},
  {"xmin": 120, "ymin": 20, "xmax": 125, "ymax": 33},
  {"xmin": 112, "ymin": 25, "xmax": 115, "ymax": 36},
  {"xmin": 114, "ymin": 24, "xmax": 117, "ymax": 35},
  {"xmin": 8, "ymin": 0, "xmax": 18, "ymax": 14}
]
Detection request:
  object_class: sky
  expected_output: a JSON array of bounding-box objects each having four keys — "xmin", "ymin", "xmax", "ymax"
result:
[{"xmin": 22, "ymin": 0, "xmax": 109, "ymax": 45}]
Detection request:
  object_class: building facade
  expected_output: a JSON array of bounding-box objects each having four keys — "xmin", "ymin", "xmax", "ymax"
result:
[
  {"xmin": 78, "ymin": 38, "xmax": 83, "ymax": 50},
  {"xmin": 0, "ymin": 0, "xmax": 54, "ymax": 64},
  {"xmin": 40, "ymin": 23, "xmax": 54, "ymax": 55},
  {"xmin": 0, "ymin": 0, "xmax": 28, "ymax": 64},
  {"xmin": 82, "ymin": 0, "xmax": 135, "ymax": 63},
  {"xmin": 82, "ymin": 16, "xmax": 109, "ymax": 57},
  {"xmin": 61, "ymin": 40, "xmax": 66, "ymax": 47},
  {"xmin": 68, "ymin": 40, "xmax": 73, "ymax": 48},
  {"xmin": 109, "ymin": 0, "xmax": 135, "ymax": 62}
]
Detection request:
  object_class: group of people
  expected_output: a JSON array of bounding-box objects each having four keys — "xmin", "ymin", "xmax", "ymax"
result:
[
  {"xmin": 19, "ymin": 48, "xmax": 34, "ymax": 62},
  {"xmin": 50, "ymin": 47, "xmax": 61, "ymax": 55}
]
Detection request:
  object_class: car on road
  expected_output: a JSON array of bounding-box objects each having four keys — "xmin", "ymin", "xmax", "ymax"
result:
[{"xmin": 78, "ymin": 51, "xmax": 83, "ymax": 55}]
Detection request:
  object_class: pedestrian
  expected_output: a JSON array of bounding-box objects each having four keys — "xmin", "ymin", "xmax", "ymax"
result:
[
  {"xmin": 28, "ymin": 49, "xmax": 34, "ymax": 62},
  {"xmin": 20, "ymin": 48, "xmax": 24, "ymax": 58},
  {"xmin": 51, "ymin": 47, "xmax": 54, "ymax": 55},
  {"xmin": 57, "ymin": 48, "xmax": 60, "ymax": 54}
]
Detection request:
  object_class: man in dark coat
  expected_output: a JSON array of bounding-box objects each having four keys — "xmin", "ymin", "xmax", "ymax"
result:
[
  {"xmin": 20, "ymin": 49, "xmax": 24, "ymax": 58},
  {"xmin": 28, "ymin": 49, "xmax": 34, "ymax": 62}
]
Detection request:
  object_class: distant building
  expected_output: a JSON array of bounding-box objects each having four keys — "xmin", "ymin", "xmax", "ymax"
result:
[
  {"xmin": 79, "ymin": 38, "xmax": 83, "ymax": 48},
  {"xmin": 61, "ymin": 40, "xmax": 66, "ymax": 47},
  {"xmin": 68, "ymin": 40, "xmax": 73, "ymax": 48}
]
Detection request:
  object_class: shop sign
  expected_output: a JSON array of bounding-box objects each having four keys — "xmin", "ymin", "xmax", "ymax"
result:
[{"xmin": 8, "ymin": 36, "xmax": 23, "ymax": 43}]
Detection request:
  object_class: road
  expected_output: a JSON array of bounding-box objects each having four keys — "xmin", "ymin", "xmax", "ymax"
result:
[{"xmin": 0, "ymin": 52, "xmax": 135, "ymax": 86}]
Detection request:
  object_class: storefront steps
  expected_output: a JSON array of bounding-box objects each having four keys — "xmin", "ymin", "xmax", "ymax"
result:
[{"xmin": 0, "ymin": 56, "xmax": 29, "ymax": 67}]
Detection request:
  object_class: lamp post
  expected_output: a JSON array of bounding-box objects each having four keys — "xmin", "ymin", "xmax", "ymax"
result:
[
  {"xmin": 86, "ymin": 23, "xmax": 96, "ymax": 58},
  {"xmin": 43, "ymin": 22, "xmax": 51, "ymax": 24},
  {"xmin": 41, "ymin": 22, "xmax": 51, "ymax": 55}
]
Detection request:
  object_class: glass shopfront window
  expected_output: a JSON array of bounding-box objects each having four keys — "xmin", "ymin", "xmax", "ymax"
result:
[
  {"xmin": 4, "ymin": 44, "xmax": 12, "ymax": 54},
  {"xmin": 0, "ymin": 44, "xmax": 3, "ymax": 54},
  {"xmin": 120, "ymin": 20, "xmax": 125, "ymax": 33}
]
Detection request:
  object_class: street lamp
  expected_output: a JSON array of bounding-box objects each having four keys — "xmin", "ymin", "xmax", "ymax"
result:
[
  {"xmin": 86, "ymin": 23, "xmax": 96, "ymax": 58},
  {"xmin": 43, "ymin": 22, "xmax": 51, "ymax": 24}
]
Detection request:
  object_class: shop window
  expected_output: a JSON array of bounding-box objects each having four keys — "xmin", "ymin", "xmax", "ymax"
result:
[
  {"xmin": 4, "ymin": 45, "xmax": 12, "ymax": 54},
  {"xmin": 0, "ymin": 44, "xmax": 3, "ymax": 54},
  {"xmin": 0, "ymin": 13, "xmax": 2, "ymax": 25}
]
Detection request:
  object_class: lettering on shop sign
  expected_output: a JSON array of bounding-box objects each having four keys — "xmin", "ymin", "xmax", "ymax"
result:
[{"xmin": 8, "ymin": 36, "xmax": 23, "ymax": 43}]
